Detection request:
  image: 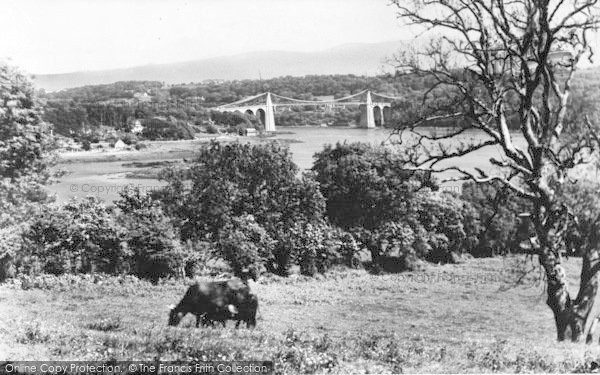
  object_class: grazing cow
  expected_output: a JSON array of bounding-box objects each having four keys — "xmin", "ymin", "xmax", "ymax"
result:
[
  {"xmin": 201, "ymin": 304, "xmax": 239, "ymax": 327},
  {"xmin": 201, "ymin": 294, "xmax": 258, "ymax": 328},
  {"xmin": 168, "ymin": 279, "xmax": 255, "ymax": 328},
  {"xmin": 234, "ymin": 293, "xmax": 258, "ymax": 328}
]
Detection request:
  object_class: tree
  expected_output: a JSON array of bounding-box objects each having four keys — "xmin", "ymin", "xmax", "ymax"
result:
[
  {"xmin": 158, "ymin": 141, "xmax": 324, "ymax": 241},
  {"xmin": 23, "ymin": 198, "xmax": 124, "ymax": 275},
  {"xmin": 218, "ymin": 215, "xmax": 275, "ymax": 280},
  {"xmin": 115, "ymin": 188, "xmax": 185, "ymax": 282},
  {"xmin": 1, "ymin": 63, "xmax": 56, "ymax": 222},
  {"xmin": 312, "ymin": 142, "xmax": 436, "ymax": 230},
  {"xmin": 1, "ymin": 63, "xmax": 57, "ymax": 280},
  {"xmin": 392, "ymin": 0, "xmax": 600, "ymax": 341},
  {"xmin": 461, "ymin": 181, "xmax": 533, "ymax": 257}
]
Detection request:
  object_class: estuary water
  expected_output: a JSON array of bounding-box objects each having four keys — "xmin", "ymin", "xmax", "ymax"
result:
[{"xmin": 50, "ymin": 126, "xmax": 526, "ymax": 203}]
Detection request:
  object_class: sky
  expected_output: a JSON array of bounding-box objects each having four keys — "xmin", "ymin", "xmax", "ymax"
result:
[{"xmin": 1, "ymin": 0, "xmax": 407, "ymax": 74}]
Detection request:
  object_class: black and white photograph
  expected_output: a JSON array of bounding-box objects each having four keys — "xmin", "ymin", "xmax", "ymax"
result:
[{"xmin": 2, "ymin": 0, "xmax": 600, "ymax": 373}]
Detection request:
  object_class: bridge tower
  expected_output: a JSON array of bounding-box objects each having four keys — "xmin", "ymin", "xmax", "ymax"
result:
[
  {"xmin": 264, "ymin": 92, "xmax": 276, "ymax": 132},
  {"xmin": 359, "ymin": 90, "xmax": 376, "ymax": 128}
]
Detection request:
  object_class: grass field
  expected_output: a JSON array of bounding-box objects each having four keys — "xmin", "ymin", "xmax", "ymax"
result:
[{"xmin": 2, "ymin": 256, "xmax": 600, "ymax": 373}]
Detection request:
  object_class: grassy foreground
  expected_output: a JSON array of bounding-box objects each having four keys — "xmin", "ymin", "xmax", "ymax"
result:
[{"xmin": 1, "ymin": 256, "xmax": 600, "ymax": 374}]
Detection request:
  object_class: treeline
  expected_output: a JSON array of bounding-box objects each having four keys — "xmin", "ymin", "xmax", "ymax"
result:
[
  {"xmin": 4, "ymin": 135, "xmax": 599, "ymax": 282},
  {"xmin": 39, "ymin": 74, "xmax": 437, "ymax": 139},
  {"xmin": 5, "ymin": 140, "xmax": 578, "ymax": 283},
  {"xmin": 42, "ymin": 81, "xmax": 164, "ymax": 102},
  {"xmin": 43, "ymin": 68, "xmax": 600, "ymax": 107},
  {"xmin": 40, "ymin": 69, "xmax": 600, "ymax": 139}
]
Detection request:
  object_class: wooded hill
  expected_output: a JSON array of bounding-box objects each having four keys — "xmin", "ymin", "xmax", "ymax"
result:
[{"xmin": 40, "ymin": 69, "xmax": 600, "ymax": 140}]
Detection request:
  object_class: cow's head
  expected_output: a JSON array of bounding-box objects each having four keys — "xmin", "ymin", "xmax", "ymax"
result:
[
  {"xmin": 227, "ymin": 304, "xmax": 239, "ymax": 317},
  {"xmin": 167, "ymin": 304, "xmax": 183, "ymax": 326}
]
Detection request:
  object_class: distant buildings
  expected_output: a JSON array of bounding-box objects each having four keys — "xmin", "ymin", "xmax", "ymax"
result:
[
  {"xmin": 133, "ymin": 92, "xmax": 152, "ymax": 103},
  {"xmin": 113, "ymin": 139, "xmax": 127, "ymax": 149},
  {"xmin": 131, "ymin": 120, "xmax": 144, "ymax": 134},
  {"xmin": 315, "ymin": 95, "xmax": 336, "ymax": 111}
]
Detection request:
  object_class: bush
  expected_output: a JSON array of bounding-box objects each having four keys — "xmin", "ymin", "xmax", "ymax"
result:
[
  {"xmin": 134, "ymin": 142, "xmax": 147, "ymax": 150},
  {"xmin": 415, "ymin": 191, "xmax": 481, "ymax": 262},
  {"xmin": 81, "ymin": 139, "xmax": 91, "ymax": 151},
  {"xmin": 19, "ymin": 191, "xmax": 187, "ymax": 282},
  {"xmin": 121, "ymin": 133, "xmax": 137, "ymax": 145},
  {"xmin": 205, "ymin": 124, "xmax": 219, "ymax": 134},
  {"xmin": 269, "ymin": 220, "xmax": 343, "ymax": 276},
  {"xmin": 338, "ymin": 231, "xmax": 360, "ymax": 268},
  {"xmin": 461, "ymin": 182, "xmax": 531, "ymax": 256},
  {"xmin": 349, "ymin": 191, "xmax": 481, "ymax": 269},
  {"xmin": 142, "ymin": 117, "xmax": 194, "ymax": 140},
  {"xmin": 217, "ymin": 215, "xmax": 275, "ymax": 280},
  {"xmin": 0, "ymin": 226, "xmax": 21, "ymax": 281},
  {"xmin": 556, "ymin": 180, "xmax": 600, "ymax": 256},
  {"xmin": 22, "ymin": 197, "xmax": 124, "ymax": 276},
  {"xmin": 115, "ymin": 188, "xmax": 186, "ymax": 282}
]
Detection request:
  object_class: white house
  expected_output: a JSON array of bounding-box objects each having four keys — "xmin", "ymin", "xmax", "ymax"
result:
[
  {"xmin": 114, "ymin": 139, "xmax": 127, "ymax": 149},
  {"xmin": 131, "ymin": 120, "xmax": 144, "ymax": 134}
]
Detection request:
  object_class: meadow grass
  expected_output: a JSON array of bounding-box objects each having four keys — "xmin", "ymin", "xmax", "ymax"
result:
[{"xmin": 1, "ymin": 256, "xmax": 600, "ymax": 373}]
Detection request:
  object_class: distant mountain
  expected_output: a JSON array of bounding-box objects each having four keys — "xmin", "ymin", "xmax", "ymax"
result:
[{"xmin": 33, "ymin": 40, "xmax": 405, "ymax": 92}]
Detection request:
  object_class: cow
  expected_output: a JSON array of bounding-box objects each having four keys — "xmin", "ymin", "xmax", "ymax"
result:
[
  {"xmin": 168, "ymin": 278, "xmax": 256, "ymax": 328},
  {"xmin": 199, "ymin": 293, "xmax": 258, "ymax": 328},
  {"xmin": 233, "ymin": 293, "xmax": 258, "ymax": 328},
  {"xmin": 201, "ymin": 304, "xmax": 239, "ymax": 327}
]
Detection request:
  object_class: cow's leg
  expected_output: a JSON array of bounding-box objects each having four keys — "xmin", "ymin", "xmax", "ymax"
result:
[{"xmin": 200, "ymin": 314, "xmax": 212, "ymax": 328}]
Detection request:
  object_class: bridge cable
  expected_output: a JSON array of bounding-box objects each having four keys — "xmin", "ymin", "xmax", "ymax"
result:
[
  {"xmin": 214, "ymin": 92, "xmax": 267, "ymax": 108},
  {"xmin": 271, "ymin": 89, "xmax": 368, "ymax": 105},
  {"xmin": 370, "ymin": 92, "xmax": 404, "ymax": 101}
]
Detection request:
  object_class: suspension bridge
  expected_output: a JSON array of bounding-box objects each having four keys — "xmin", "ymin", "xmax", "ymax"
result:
[{"xmin": 212, "ymin": 90, "xmax": 401, "ymax": 132}]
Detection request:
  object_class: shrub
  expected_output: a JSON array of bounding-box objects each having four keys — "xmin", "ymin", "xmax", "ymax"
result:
[
  {"xmin": 350, "ymin": 191, "xmax": 481, "ymax": 269},
  {"xmin": 217, "ymin": 215, "xmax": 275, "ymax": 280},
  {"xmin": 115, "ymin": 188, "xmax": 186, "ymax": 282},
  {"xmin": 134, "ymin": 142, "xmax": 147, "ymax": 150},
  {"xmin": 142, "ymin": 117, "xmax": 194, "ymax": 140},
  {"xmin": 0, "ymin": 226, "xmax": 21, "ymax": 281},
  {"xmin": 414, "ymin": 191, "xmax": 481, "ymax": 262},
  {"xmin": 270, "ymin": 220, "xmax": 341, "ymax": 276},
  {"xmin": 121, "ymin": 134, "xmax": 137, "ymax": 145},
  {"xmin": 22, "ymin": 197, "xmax": 124, "ymax": 276},
  {"xmin": 556, "ymin": 180, "xmax": 600, "ymax": 256},
  {"xmin": 81, "ymin": 139, "xmax": 91, "ymax": 151},
  {"xmin": 461, "ymin": 182, "xmax": 531, "ymax": 256},
  {"xmin": 338, "ymin": 231, "xmax": 360, "ymax": 268},
  {"xmin": 181, "ymin": 240, "xmax": 216, "ymax": 277},
  {"xmin": 205, "ymin": 124, "xmax": 219, "ymax": 134},
  {"xmin": 294, "ymin": 221, "xmax": 326, "ymax": 276}
]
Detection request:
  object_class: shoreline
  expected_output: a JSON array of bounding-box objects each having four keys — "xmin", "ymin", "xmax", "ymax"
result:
[{"xmin": 57, "ymin": 134, "xmax": 237, "ymax": 164}]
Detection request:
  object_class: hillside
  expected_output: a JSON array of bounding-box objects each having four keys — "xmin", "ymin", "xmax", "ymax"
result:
[
  {"xmin": 33, "ymin": 41, "xmax": 405, "ymax": 92},
  {"xmin": 2, "ymin": 256, "xmax": 600, "ymax": 372}
]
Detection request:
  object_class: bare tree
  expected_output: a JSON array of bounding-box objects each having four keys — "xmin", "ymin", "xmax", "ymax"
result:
[{"xmin": 391, "ymin": 0, "xmax": 600, "ymax": 342}]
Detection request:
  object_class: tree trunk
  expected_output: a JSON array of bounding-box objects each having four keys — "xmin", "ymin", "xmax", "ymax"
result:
[{"xmin": 540, "ymin": 247, "xmax": 600, "ymax": 342}]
